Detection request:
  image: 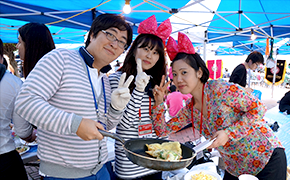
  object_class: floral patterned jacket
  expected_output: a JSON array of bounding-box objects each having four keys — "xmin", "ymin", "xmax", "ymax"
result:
[{"xmin": 152, "ymin": 79, "xmax": 283, "ymax": 177}]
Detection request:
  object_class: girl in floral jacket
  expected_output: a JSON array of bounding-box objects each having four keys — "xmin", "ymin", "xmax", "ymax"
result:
[{"xmin": 152, "ymin": 32, "xmax": 286, "ymax": 180}]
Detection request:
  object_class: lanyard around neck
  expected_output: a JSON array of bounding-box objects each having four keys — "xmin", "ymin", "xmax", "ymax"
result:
[
  {"xmin": 139, "ymin": 97, "xmax": 151, "ymax": 121},
  {"xmin": 79, "ymin": 50, "xmax": 107, "ymax": 117},
  {"xmin": 191, "ymin": 84, "xmax": 205, "ymax": 135},
  {"xmin": 85, "ymin": 65, "xmax": 107, "ymax": 117}
]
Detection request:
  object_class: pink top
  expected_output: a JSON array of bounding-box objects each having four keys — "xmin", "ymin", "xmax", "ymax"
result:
[{"xmin": 166, "ymin": 92, "xmax": 191, "ymax": 116}]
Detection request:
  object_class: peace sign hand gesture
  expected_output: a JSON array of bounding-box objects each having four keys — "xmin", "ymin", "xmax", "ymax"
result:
[
  {"xmin": 153, "ymin": 75, "xmax": 171, "ymax": 106},
  {"xmin": 135, "ymin": 58, "xmax": 150, "ymax": 92},
  {"xmin": 111, "ymin": 72, "xmax": 134, "ymax": 111}
]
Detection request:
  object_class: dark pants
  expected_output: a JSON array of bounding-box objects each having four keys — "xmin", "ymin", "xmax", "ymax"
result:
[
  {"xmin": 0, "ymin": 150, "xmax": 28, "ymax": 180},
  {"xmin": 223, "ymin": 148, "xmax": 287, "ymax": 180},
  {"xmin": 116, "ymin": 172, "xmax": 163, "ymax": 180}
]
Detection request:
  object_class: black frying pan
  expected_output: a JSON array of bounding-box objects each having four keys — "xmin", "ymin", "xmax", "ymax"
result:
[{"xmin": 99, "ymin": 130, "xmax": 196, "ymax": 171}]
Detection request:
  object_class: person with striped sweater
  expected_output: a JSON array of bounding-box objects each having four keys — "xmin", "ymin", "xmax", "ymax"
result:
[
  {"xmin": 14, "ymin": 14, "xmax": 133, "ymax": 180},
  {"xmin": 109, "ymin": 15, "xmax": 171, "ymax": 180}
]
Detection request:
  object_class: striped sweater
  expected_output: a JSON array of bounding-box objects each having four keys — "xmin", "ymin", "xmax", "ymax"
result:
[
  {"xmin": 15, "ymin": 48, "xmax": 122, "ymax": 178},
  {"xmin": 109, "ymin": 71, "xmax": 162, "ymax": 179}
]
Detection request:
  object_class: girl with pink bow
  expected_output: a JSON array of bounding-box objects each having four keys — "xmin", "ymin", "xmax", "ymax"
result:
[
  {"xmin": 108, "ymin": 15, "xmax": 171, "ymax": 180},
  {"xmin": 152, "ymin": 32, "xmax": 286, "ymax": 180}
]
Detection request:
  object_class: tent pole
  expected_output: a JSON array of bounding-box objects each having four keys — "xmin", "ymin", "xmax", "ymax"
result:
[
  {"xmin": 203, "ymin": 30, "xmax": 207, "ymax": 62},
  {"xmin": 238, "ymin": 0, "xmax": 241, "ymax": 29},
  {"xmin": 272, "ymin": 50, "xmax": 278, "ymax": 98},
  {"xmin": 248, "ymin": 69, "xmax": 251, "ymax": 88},
  {"xmin": 203, "ymin": 41, "xmax": 207, "ymax": 62},
  {"xmin": 214, "ymin": 60, "xmax": 217, "ymax": 79}
]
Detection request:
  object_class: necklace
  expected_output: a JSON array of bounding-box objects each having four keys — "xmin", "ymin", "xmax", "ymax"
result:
[{"xmin": 191, "ymin": 84, "xmax": 205, "ymax": 136}]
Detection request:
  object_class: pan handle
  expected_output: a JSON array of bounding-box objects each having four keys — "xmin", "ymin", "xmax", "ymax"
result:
[{"xmin": 99, "ymin": 129, "xmax": 125, "ymax": 144}]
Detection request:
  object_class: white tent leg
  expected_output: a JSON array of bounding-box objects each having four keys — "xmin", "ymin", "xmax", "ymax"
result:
[
  {"xmin": 272, "ymin": 51, "xmax": 278, "ymax": 98},
  {"xmin": 203, "ymin": 30, "xmax": 207, "ymax": 62},
  {"xmin": 203, "ymin": 41, "xmax": 206, "ymax": 62}
]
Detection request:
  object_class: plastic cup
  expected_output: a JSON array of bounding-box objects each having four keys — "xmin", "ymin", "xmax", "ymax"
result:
[{"xmin": 238, "ymin": 174, "xmax": 259, "ymax": 180}]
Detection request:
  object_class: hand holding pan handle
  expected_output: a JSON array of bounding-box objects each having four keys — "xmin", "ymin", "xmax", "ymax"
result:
[{"xmin": 99, "ymin": 129, "xmax": 125, "ymax": 144}]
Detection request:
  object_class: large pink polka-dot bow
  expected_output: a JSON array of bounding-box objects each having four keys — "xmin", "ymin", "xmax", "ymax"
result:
[
  {"xmin": 137, "ymin": 15, "xmax": 172, "ymax": 42},
  {"xmin": 166, "ymin": 32, "xmax": 195, "ymax": 61}
]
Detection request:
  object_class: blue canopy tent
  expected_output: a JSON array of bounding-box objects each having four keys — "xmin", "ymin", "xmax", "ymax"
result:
[
  {"xmin": 1, "ymin": 0, "xmax": 290, "ymax": 55},
  {"xmin": 0, "ymin": 0, "xmax": 189, "ymax": 44},
  {"xmin": 169, "ymin": 0, "xmax": 290, "ymax": 57},
  {"xmin": 1, "ymin": 18, "xmax": 88, "ymax": 44},
  {"xmin": 228, "ymin": 38, "xmax": 290, "ymax": 55},
  {"xmin": 213, "ymin": 38, "xmax": 290, "ymax": 56}
]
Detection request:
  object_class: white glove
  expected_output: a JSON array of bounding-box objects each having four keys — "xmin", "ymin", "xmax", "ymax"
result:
[
  {"xmin": 135, "ymin": 58, "xmax": 150, "ymax": 92},
  {"xmin": 111, "ymin": 73, "xmax": 134, "ymax": 111}
]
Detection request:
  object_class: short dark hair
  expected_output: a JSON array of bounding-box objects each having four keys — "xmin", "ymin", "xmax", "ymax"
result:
[
  {"xmin": 85, "ymin": 13, "xmax": 132, "ymax": 50},
  {"xmin": 172, "ymin": 53, "xmax": 209, "ymax": 83},
  {"xmin": 18, "ymin": 23, "xmax": 55, "ymax": 78},
  {"xmin": 245, "ymin": 51, "xmax": 264, "ymax": 64},
  {"xmin": 119, "ymin": 34, "xmax": 166, "ymax": 93},
  {"xmin": 169, "ymin": 85, "xmax": 177, "ymax": 92}
]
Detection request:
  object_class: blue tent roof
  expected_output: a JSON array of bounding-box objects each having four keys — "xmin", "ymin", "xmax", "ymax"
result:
[
  {"xmin": 0, "ymin": 0, "xmax": 188, "ymax": 43},
  {"xmin": 1, "ymin": 0, "xmax": 290, "ymax": 55}
]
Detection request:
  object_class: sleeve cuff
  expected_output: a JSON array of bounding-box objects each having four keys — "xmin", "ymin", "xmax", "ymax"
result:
[
  {"xmin": 153, "ymin": 102, "xmax": 164, "ymax": 110},
  {"xmin": 224, "ymin": 128, "xmax": 237, "ymax": 141},
  {"xmin": 110, "ymin": 104, "xmax": 123, "ymax": 113},
  {"xmin": 71, "ymin": 115, "xmax": 83, "ymax": 134}
]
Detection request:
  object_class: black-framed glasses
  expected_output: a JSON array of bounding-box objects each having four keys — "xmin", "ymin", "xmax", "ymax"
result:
[{"xmin": 102, "ymin": 30, "xmax": 127, "ymax": 49}]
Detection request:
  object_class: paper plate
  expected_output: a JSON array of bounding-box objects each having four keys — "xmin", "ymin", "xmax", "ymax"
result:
[
  {"xmin": 16, "ymin": 145, "xmax": 30, "ymax": 155},
  {"xmin": 184, "ymin": 170, "xmax": 222, "ymax": 180},
  {"xmin": 20, "ymin": 139, "xmax": 37, "ymax": 146},
  {"xmin": 193, "ymin": 138, "xmax": 216, "ymax": 153}
]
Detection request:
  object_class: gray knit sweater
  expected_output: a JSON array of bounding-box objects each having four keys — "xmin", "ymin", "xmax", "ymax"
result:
[{"xmin": 15, "ymin": 48, "xmax": 122, "ymax": 178}]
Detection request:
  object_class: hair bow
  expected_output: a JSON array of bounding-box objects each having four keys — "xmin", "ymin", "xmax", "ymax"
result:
[
  {"xmin": 166, "ymin": 32, "xmax": 195, "ymax": 61},
  {"xmin": 137, "ymin": 15, "xmax": 172, "ymax": 42}
]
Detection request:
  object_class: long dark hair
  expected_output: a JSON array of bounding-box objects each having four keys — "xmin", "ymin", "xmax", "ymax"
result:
[
  {"xmin": 119, "ymin": 34, "xmax": 166, "ymax": 93},
  {"xmin": 85, "ymin": 13, "xmax": 132, "ymax": 50},
  {"xmin": 18, "ymin": 23, "xmax": 55, "ymax": 78},
  {"xmin": 172, "ymin": 53, "xmax": 209, "ymax": 83}
]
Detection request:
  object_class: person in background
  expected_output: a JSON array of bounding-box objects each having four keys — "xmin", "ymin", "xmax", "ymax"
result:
[
  {"xmin": 229, "ymin": 51, "xmax": 264, "ymax": 92},
  {"xmin": 223, "ymin": 68, "xmax": 230, "ymax": 78},
  {"xmin": 152, "ymin": 32, "xmax": 286, "ymax": 180},
  {"xmin": 11, "ymin": 23, "xmax": 56, "ymax": 144},
  {"xmin": 279, "ymin": 90, "xmax": 290, "ymax": 114},
  {"xmin": 3, "ymin": 55, "xmax": 18, "ymax": 75},
  {"xmin": 284, "ymin": 63, "xmax": 290, "ymax": 88},
  {"xmin": 166, "ymin": 84, "xmax": 191, "ymax": 117},
  {"xmin": 109, "ymin": 15, "xmax": 171, "ymax": 180},
  {"xmin": 15, "ymin": 14, "xmax": 133, "ymax": 180},
  {"xmin": 2, "ymin": 43, "xmax": 19, "ymax": 77},
  {"xmin": 1, "ymin": 23, "xmax": 55, "ymax": 179},
  {"xmin": 0, "ymin": 38, "xmax": 28, "ymax": 179},
  {"xmin": 17, "ymin": 22, "xmax": 55, "ymax": 79},
  {"xmin": 114, "ymin": 59, "xmax": 121, "ymax": 72}
]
